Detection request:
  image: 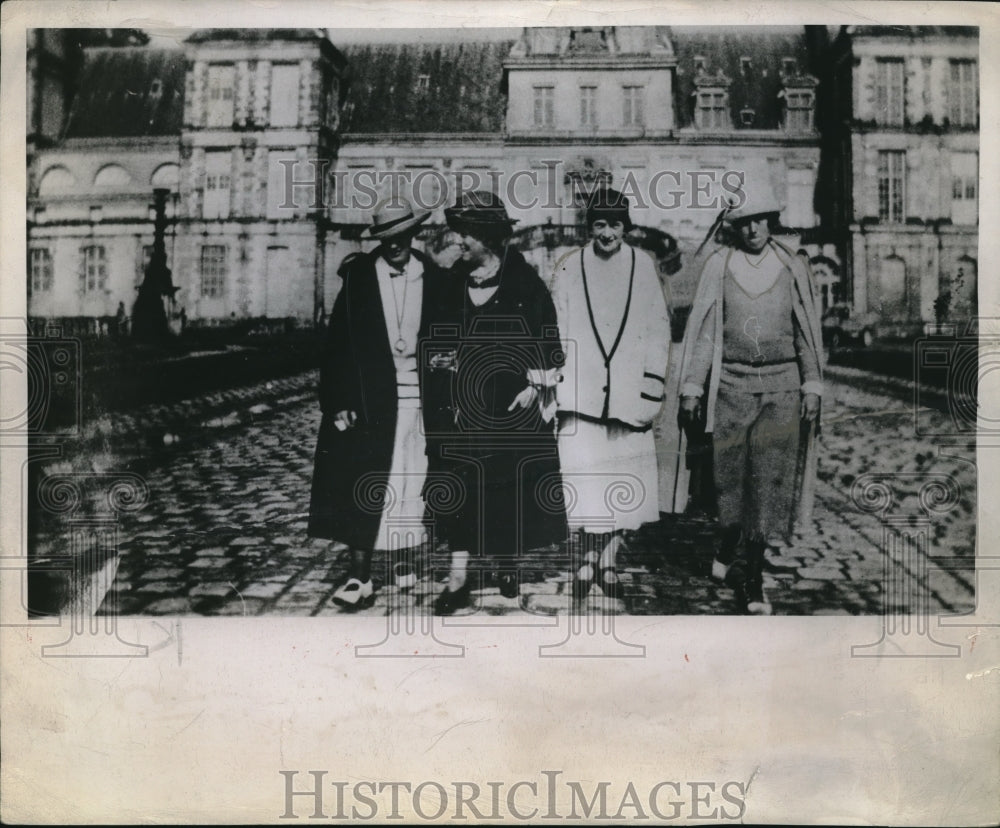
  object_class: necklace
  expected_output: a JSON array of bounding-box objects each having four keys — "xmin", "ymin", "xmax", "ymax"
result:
[{"xmin": 389, "ymin": 268, "xmax": 409, "ymax": 353}]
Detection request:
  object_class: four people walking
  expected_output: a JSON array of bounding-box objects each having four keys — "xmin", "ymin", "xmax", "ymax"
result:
[{"xmin": 310, "ymin": 175, "xmax": 823, "ymax": 615}]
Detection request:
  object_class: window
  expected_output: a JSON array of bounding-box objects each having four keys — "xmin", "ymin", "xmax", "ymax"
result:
[
  {"xmin": 740, "ymin": 57, "xmax": 752, "ymax": 77},
  {"xmin": 784, "ymin": 90, "xmax": 814, "ymax": 131},
  {"xmin": 622, "ymin": 85, "xmax": 644, "ymax": 127},
  {"xmin": 740, "ymin": 107, "xmax": 756, "ymax": 126},
  {"xmin": 533, "ymin": 86, "xmax": 554, "ymax": 127},
  {"xmin": 694, "ymin": 55, "xmax": 706, "ymax": 73},
  {"xmin": 199, "ymin": 245, "xmax": 228, "ymax": 299},
  {"xmin": 270, "ymin": 64, "xmax": 300, "ymax": 127},
  {"xmin": 206, "ymin": 64, "xmax": 235, "ymax": 127},
  {"xmin": 416, "ymin": 73, "xmax": 430, "ymax": 92},
  {"xmin": 877, "ymin": 150, "xmax": 906, "ymax": 223},
  {"xmin": 949, "ymin": 60, "xmax": 977, "ymax": 127},
  {"xmin": 951, "ymin": 151, "xmax": 978, "ymax": 225},
  {"xmin": 580, "ymin": 85, "xmax": 597, "ymax": 127},
  {"xmin": 203, "ymin": 151, "xmax": 231, "ymax": 219},
  {"xmin": 29, "ymin": 248, "xmax": 53, "ymax": 294},
  {"xmin": 81, "ymin": 246, "xmax": 107, "ymax": 293},
  {"xmin": 696, "ymin": 90, "xmax": 728, "ymax": 129},
  {"xmin": 782, "ymin": 57, "xmax": 798, "ymax": 75},
  {"xmin": 874, "ymin": 58, "xmax": 905, "ymax": 126}
]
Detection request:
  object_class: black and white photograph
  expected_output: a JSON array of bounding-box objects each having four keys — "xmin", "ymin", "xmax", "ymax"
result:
[
  {"xmin": 2, "ymin": 1, "xmax": 998, "ymax": 824},
  {"xmin": 18, "ymin": 20, "xmax": 982, "ymax": 619}
]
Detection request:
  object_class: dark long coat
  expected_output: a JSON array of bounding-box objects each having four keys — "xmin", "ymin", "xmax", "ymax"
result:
[
  {"xmin": 307, "ymin": 248, "xmax": 446, "ymax": 548},
  {"xmin": 420, "ymin": 248, "xmax": 568, "ymax": 557}
]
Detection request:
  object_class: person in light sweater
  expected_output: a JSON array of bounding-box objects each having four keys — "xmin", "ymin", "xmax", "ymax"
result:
[
  {"xmin": 550, "ymin": 187, "xmax": 672, "ymax": 605},
  {"xmin": 678, "ymin": 171, "xmax": 824, "ymax": 615}
]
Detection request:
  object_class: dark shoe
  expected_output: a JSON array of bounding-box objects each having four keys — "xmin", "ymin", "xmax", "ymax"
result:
[
  {"xmin": 497, "ymin": 572, "xmax": 519, "ymax": 599},
  {"xmin": 433, "ymin": 581, "xmax": 473, "ymax": 616},
  {"xmin": 571, "ymin": 563, "xmax": 595, "ymax": 603},
  {"xmin": 332, "ymin": 578, "xmax": 375, "ymax": 610}
]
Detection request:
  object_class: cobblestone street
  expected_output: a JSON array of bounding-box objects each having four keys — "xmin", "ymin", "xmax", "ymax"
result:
[{"xmin": 30, "ymin": 365, "xmax": 977, "ymax": 618}]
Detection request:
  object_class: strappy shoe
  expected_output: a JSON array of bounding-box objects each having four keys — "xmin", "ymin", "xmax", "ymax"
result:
[
  {"xmin": 433, "ymin": 581, "xmax": 473, "ymax": 616},
  {"xmin": 332, "ymin": 578, "xmax": 375, "ymax": 610}
]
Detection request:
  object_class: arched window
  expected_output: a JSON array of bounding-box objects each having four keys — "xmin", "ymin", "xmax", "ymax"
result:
[
  {"xmin": 94, "ymin": 164, "xmax": 132, "ymax": 187},
  {"xmin": 38, "ymin": 165, "xmax": 77, "ymax": 195},
  {"xmin": 151, "ymin": 163, "xmax": 180, "ymax": 188}
]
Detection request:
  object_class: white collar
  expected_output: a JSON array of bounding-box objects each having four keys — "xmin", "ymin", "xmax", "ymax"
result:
[{"xmin": 376, "ymin": 253, "xmax": 423, "ymax": 282}]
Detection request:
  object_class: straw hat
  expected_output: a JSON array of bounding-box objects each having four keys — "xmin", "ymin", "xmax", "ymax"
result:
[{"xmin": 360, "ymin": 196, "xmax": 431, "ymax": 240}]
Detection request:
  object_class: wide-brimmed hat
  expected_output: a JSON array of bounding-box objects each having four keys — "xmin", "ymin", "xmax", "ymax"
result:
[
  {"xmin": 585, "ymin": 187, "xmax": 634, "ymax": 232},
  {"xmin": 724, "ymin": 164, "xmax": 784, "ymax": 223},
  {"xmin": 361, "ymin": 196, "xmax": 431, "ymax": 240},
  {"xmin": 444, "ymin": 190, "xmax": 518, "ymax": 235}
]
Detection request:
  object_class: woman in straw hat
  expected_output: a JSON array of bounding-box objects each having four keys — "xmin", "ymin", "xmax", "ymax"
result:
[
  {"xmin": 550, "ymin": 187, "xmax": 672, "ymax": 606},
  {"xmin": 421, "ymin": 191, "xmax": 568, "ymax": 615},
  {"xmin": 308, "ymin": 196, "xmax": 447, "ymax": 610}
]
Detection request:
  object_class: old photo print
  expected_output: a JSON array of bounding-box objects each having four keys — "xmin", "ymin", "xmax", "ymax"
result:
[{"xmin": 2, "ymin": 0, "xmax": 998, "ymax": 824}]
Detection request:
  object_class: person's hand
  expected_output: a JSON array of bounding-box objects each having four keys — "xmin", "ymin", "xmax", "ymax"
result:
[
  {"xmin": 800, "ymin": 393, "xmax": 820, "ymax": 422},
  {"xmin": 508, "ymin": 385, "xmax": 539, "ymax": 412},
  {"xmin": 333, "ymin": 410, "xmax": 358, "ymax": 431},
  {"xmin": 678, "ymin": 395, "xmax": 701, "ymax": 429}
]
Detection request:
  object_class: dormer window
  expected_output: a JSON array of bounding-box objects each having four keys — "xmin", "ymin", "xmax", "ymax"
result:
[
  {"xmin": 740, "ymin": 107, "xmax": 756, "ymax": 127},
  {"xmin": 150, "ymin": 79, "xmax": 163, "ymax": 97},
  {"xmin": 416, "ymin": 74, "xmax": 430, "ymax": 92},
  {"xmin": 782, "ymin": 57, "xmax": 798, "ymax": 75},
  {"xmin": 783, "ymin": 89, "xmax": 814, "ymax": 131},
  {"xmin": 696, "ymin": 90, "xmax": 729, "ymax": 129},
  {"xmin": 694, "ymin": 55, "xmax": 707, "ymax": 73},
  {"xmin": 740, "ymin": 57, "xmax": 752, "ymax": 77}
]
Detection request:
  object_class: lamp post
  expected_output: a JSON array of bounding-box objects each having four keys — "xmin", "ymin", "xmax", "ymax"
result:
[{"xmin": 132, "ymin": 187, "xmax": 178, "ymax": 342}]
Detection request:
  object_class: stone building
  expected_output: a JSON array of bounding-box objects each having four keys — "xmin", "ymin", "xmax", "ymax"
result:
[
  {"xmin": 828, "ymin": 26, "xmax": 979, "ymax": 330},
  {"xmin": 27, "ymin": 26, "xmax": 835, "ymax": 328}
]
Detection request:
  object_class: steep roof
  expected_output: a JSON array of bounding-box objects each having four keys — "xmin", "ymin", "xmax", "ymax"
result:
[
  {"xmin": 847, "ymin": 25, "xmax": 979, "ymax": 39},
  {"xmin": 670, "ymin": 27, "xmax": 813, "ymax": 130},
  {"xmin": 339, "ymin": 40, "xmax": 515, "ymax": 134},
  {"xmin": 63, "ymin": 48, "xmax": 186, "ymax": 138}
]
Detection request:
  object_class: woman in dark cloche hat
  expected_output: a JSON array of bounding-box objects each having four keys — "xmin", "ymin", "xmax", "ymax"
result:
[{"xmin": 420, "ymin": 191, "xmax": 568, "ymax": 614}]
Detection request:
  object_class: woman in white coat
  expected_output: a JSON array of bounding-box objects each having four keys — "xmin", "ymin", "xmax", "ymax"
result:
[{"xmin": 550, "ymin": 188, "xmax": 672, "ymax": 603}]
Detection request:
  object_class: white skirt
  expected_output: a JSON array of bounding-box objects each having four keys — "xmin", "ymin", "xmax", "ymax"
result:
[
  {"xmin": 373, "ymin": 399, "xmax": 428, "ymax": 552},
  {"xmin": 557, "ymin": 415, "xmax": 660, "ymax": 534}
]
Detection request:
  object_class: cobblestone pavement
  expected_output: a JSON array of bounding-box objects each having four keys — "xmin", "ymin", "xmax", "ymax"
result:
[{"xmin": 31, "ymin": 366, "xmax": 976, "ymax": 618}]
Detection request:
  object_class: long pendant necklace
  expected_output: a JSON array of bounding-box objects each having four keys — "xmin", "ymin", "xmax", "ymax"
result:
[{"xmin": 389, "ymin": 270, "xmax": 409, "ymax": 354}]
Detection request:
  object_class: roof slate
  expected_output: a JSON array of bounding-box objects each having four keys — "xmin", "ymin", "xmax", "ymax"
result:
[
  {"xmin": 339, "ymin": 40, "xmax": 515, "ymax": 134},
  {"xmin": 670, "ymin": 28, "xmax": 813, "ymax": 130},
  {"xmin": 63, "ymin": 48, "xmax": 186, "ymax": 138}
]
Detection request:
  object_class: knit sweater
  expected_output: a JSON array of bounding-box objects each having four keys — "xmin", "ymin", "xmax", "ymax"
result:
[{"xmin": 550, "ymin": 243, "xmax": 671, "ymax": 429}]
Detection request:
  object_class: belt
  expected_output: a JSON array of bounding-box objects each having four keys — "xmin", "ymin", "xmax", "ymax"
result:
[{"xmin": 722, "ymin": 356, "xmax": 797, "ymax": 367}]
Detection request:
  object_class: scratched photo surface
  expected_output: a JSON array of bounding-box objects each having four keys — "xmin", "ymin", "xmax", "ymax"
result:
[
  {"xmin": 3, "ymin": 2, "xmax": 999, "ymax": 826},
  {"xmin": 21, "ymin": 23, "xmax": 980, "ymax": 622}
]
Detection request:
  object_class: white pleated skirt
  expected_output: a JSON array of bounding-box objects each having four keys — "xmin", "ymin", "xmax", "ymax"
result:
[{"xmin": 557, "ymin": 414, "xmax": 660, "ymax": 534}]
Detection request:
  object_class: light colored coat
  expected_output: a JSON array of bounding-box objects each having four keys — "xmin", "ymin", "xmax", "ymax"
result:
[
  {"xmin": 677, "ymin": 236, "xmax": 825, "ymax": 526},
  {"xmin": 551, "ymin": 244, "xmax": 671, "ymax": 429}
]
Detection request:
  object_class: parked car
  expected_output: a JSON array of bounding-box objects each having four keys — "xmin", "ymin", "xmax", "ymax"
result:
[{"xmin": 822, "ymin": 303, "xmax": 879, "ymax": 348}]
